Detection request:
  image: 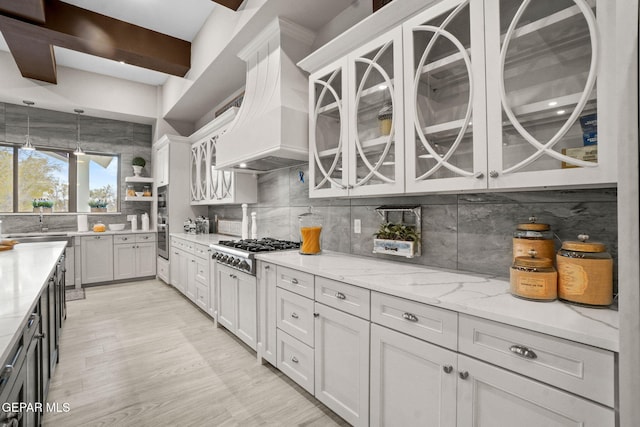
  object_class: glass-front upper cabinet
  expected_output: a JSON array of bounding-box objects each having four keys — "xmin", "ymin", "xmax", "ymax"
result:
[
  {"xmin": 190, "ymin": 143, "xmax": 201, "ymax": 202},
  {"xmin": 485, "ymin": 0, "xmax": 615, "ymax": 188},
  {"xmin": 207, "ymin": 135, "xmax": 233, "ymax": 202},
  {"xmin": 403, "ymin": 0, "xmax": 487, "ymax": 193},
  {"xmin": 347, "ymin": 27, "xmax": 404, "ymax": 196},
  {"xmin": 309, "ymin": 58, "xmax": 349, "ymax": 198}
]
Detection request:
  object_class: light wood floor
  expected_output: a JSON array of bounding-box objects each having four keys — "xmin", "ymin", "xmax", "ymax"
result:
[{"xmin": 43, "ymin": 280, "xmax": 348, "ymax": 427}]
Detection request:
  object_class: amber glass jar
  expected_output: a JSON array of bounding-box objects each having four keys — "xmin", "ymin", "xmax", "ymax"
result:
[
  {"xmin": 510, "ymin": 249, "xmax": 557, "ymax": 301},
  {"xmin": 513, "ymin": 216, "xmax": 555, "ymax": 262},
  {"xmin": 557, "ymin": 234, "xmax": 613, "ymax": 306},
  {"xmin": 298, "ymin": 208, "xmax": 323, "ymax": 255}
]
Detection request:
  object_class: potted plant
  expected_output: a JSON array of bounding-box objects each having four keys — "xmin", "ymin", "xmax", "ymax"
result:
[
  {"xmin": 88, "ymin": 199, "xmax": 108, "ymax": 212},
  {"xmin": 373, "ymin": 222, "xmax": 420, "ymax": 258},
  {"xmin": 132, "ymin": 157, "xmax": 146, "ymax": 176},
  {"xmin": 32, "ymin": 198, "xmax": 54, "ymax": 213}
]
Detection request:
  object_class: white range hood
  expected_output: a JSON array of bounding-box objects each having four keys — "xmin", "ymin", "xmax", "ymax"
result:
[{"xmin": 216, "ymin": 18, "xmax": 315, "ymax": 172}]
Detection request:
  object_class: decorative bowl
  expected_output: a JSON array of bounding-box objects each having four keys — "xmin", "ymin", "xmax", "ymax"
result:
[
  {"xmin": 108, "ymin": 223, "xmax": 125, "ymax": 231},
  {"xmin": 135, "ymin": 191, "xmax": 144, "ymax": 197}
]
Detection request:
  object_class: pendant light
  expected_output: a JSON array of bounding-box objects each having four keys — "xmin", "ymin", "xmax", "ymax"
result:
[
  {"xmin": 22, "ymin": 100, "xmax": 36, "ymax": 151},
  {"xmin": 73, "ymin": 109, "xmax": 86, "ymax": 156}
]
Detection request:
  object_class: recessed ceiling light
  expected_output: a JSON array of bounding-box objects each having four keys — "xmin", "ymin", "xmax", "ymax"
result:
[
  {"xmin": 239, "ymin": 163, "xmax": 247, "ymax": 168},
  {"xmin": 548, "ymin": 101, "xmax": 558, "ymax": 106},
  {"xmin": 557, "ymin": 110, "xmax": 566, "ymax": 115}
]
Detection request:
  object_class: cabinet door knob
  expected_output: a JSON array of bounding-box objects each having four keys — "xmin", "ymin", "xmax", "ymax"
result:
[
  {"xmin": 489, "ymin": 170, "xmax": 499, "ymax": 178},
  {"xmin": 459, "ymin": 371, "xmax": 469, "ymax": 380},
  {"xmin": 402, "ymin": 312, "xmax": 418, "ymax": 322},
  {"xmin": 291, "ymin": 312, "xmax": 299, "ymax": 319},
  {"xmin": 290, "ymin": 356, "xmax": 299, "ymax": 364},
  {"xmin": 122, "ymin": 237, "xmax": 128, "ymax": 241},
  {"xmin": 264, "ymin": 265, "xmax": 270, "ymax": 270},
  {"xmin": 443, "ymin": 365, "xmax": 453, "ymax": 374},
  {"xmin": 291, "ymin": 278, "xmax": 299, "ymax": 284},
  {"xmin": 313, "ymin": 313, "xmax": 319, "ymax": 318},
  {"xmin": 474, "ymin": 172, "xmax": 484, "ymax": 179},
  {"xmin": 335, "ymin": 292, "xmax": 346, "ymax": 300},
  {"xmin": 509, "ymin": 345, "xmax": 537, "ymax": 360}
]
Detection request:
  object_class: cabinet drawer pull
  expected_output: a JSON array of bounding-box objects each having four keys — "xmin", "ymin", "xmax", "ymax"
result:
[
  {"xmin": 443, "ymin": 365, "xmax": 453, "ymax": 374},
  {"xmin": 402, "ymin": 312, "xmax": 418, "ymax": 322},
  {"xmin": 489, "ymin": 170, "xmax": 499, "ymax": 178},
  {"xmin": 335, "ymin": 292, "xmax": 346, "ymax": 300},
  {"xmin": 291, "ymin": 312, "xmax": 299, "ymax": 319},
  {"xmin": 290, "ymin": 356, "xmax": 299, "ymax": 364},
  {"xmin": 264, "ymin": 265, "xmax": 270, "ymax": 270},
  {"xmin": 142, "ymin": 236, "xmax": 149, "ymax": 240},
  {"xmin": 34, "ymin": 333, "xmax": 45, "ymax": 340},
  {"xmin": 291, "ymin": 278, "xmax": 299, "ymax": 284},
  {"xmin": 509, "ymin": 345, "xmax": 537, "ymax": 360},
  {"xmin": 122, "ymin": 237, "xmax": 128, "ymax": 241},
  {"xmin": 459, "ymin": 371, "xmax": 469, "ymax": 380}
]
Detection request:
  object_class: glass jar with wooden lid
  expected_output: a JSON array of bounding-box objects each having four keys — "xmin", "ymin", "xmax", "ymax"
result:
[
  {"xmin": 557, "ymin": 234, "xmax": 613, "ymax": 306},
  {"xmin": 510, "ymin": 249, "xmax": 557, "ymax": 301},
  {"xmin": 513, "ymin": 216, "xmax": 555, "ymax": 261}
]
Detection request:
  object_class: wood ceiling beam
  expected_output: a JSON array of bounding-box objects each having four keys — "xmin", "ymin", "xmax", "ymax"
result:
[
  {"xmin": 212, "ymin": 0, "xmax": 245, "ymax": 11},
  {"xmin": 0, "ymin": 0, "xmax": 45, "ymax": 23},
  {"xmin": 2, "ymin": 28, "xmax": 56, "ymax": 83},
  {"xmin": 0, "ymin": 0, "xmax": 191, "ymax": 83}
]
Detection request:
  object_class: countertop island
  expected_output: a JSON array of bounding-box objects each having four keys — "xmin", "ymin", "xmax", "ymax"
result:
[
  {"xmin": 255, "ymin": 250, "xmax": 619, "ymax": 352},
  {"xmin": 0, "ymin": 241, "xmax": 67, "ymax": 363}
]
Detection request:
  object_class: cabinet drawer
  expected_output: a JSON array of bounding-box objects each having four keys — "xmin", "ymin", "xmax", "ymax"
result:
[
  {"xmin": 113, "ymin": 234, "xmax": 135, "ymax": 244},
  {"xmin": 195, "ymin": 257, "xmax": 209, "ymax": 284},
  {"xmin": 135, "ymin": 233, "xmax": 156, "ymax": 243},
  {"xmin": 276, "ymin": 288, "xmax": 314, "ymax": 347},
  {"xmin": 315, "ymin": 276, "xmax": 370, "ymax": 320},
  {"xmin": 371, "ymin": 292, "xmax": 458, "ymax": 350},
  {"xmin": 194, "ymin": 243, "xmax": 210, "ymax": 259},
  {"xmin": 458, "ymin": 314, "xmax": 615, "ymax": 407},
  {"xmin": 170, "ymin": 237, "xmax": 184, "ymax": 249},
  {"xmin": 276, "ymin": 266, "xmax": 314, "ymax": 299},
  {"xmin": 277, "ymin": 329, "xmax": 314, "ymax": 394},
  {"xmin": 195, "ymin": 282, "xmax": 208, "ymax": 311}
]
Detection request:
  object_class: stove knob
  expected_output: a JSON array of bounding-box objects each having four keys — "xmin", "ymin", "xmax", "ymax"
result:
[
  {"xmin": 239, "ymin": 261, "xmax": 250, "ymax": 271},
  {"xmin": 232, "ymin": 258, "xmax": 241, "ymax": 266},
  {"xmin": 220, "ymin": 255, "xmax": 229, "ymax": 263}
]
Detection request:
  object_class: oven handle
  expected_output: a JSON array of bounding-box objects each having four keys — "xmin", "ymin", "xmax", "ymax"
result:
[{"xmin": 157, "ymin": 224, "xmax": 167, "ymax": 229}]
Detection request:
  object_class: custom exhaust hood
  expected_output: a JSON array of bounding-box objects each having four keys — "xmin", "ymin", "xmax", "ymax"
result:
[{"xmin": 216, "ymin": 18, "xmax": 315, "ymax": 172}]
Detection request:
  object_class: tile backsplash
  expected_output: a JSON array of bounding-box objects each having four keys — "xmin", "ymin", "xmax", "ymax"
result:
[
  {"xmin": 0, "ymin": 102, "xmax": 153, "ymax": 232},
  {"xmin": 208, "ymin": 165, "xmax": 618, "ymax": 281}
]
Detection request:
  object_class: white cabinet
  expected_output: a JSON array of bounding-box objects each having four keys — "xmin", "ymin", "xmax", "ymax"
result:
[
  {"xmin": 157, "ymin": 255, "xmax": 170, "ymax": 284},
  {"xmin": 257, "ymin": 261, "xmax": 277, "ymax": 365},
  {"xmin": 309, "ymin": 27, "xmax": 404, "ymax": 198},
  {"xmin": 193, "ymin": 243, "xmax": 210, "ymax": 311},
  {"xmin": 456, "ymin": 354, "xmax": 614, "ymax": 427},
  {"xmin": 208, "ymin": 256, "xmax": 217, "ymax": 318},
  {"xmin": 113, "ymin": 234, "xmax": 157, "ymax": 280},
  {"xmin": 403, "ymin": 0, "xmax": 619, "ymax": 193},
  {"xmin": 189, "ymin": 108, "xmax": 258, "ymax": 205},
  {"xmin": 155, "ymin": 143, "xmax": 169, "ymax": 187},
  {"xmin": 216, "ymin": 263, "xmax": 257, "ymax": 350},
  {"xmin": 80, "ymin": 235, "xmax": 113, "ymax": 284},
  {"xmin": 370, "ymin": 324, "xmax": 457, "ymax": 427},
  {"xmin": 314, "ymin": 302, "xmax": 369, "ymax": 427},
  {"xmin": 64, "ymin": 242, "xmax": 74, "ymax": 288}
]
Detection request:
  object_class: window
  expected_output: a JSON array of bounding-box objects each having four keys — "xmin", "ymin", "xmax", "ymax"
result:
[
  {"xmin": 18, "ymin": 148, "xmax": 69, "ymax": 212},
  {"xmin": 0, "ymin": 144, "xmax": 120, "ymax": 213},
  {"xmin": 77, "ymin": 154, "xmax": 119, "ymax": 213}
]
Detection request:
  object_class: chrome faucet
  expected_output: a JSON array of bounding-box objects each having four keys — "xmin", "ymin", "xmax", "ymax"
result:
[{"xmin": 39, "ymin": 206, "xmax": 48, "ymax": 232}]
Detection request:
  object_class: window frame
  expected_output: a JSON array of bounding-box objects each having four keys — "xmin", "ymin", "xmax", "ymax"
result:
[{"xmin": 0, "ymin": 143, "xmax": 121, "ymax": 214}]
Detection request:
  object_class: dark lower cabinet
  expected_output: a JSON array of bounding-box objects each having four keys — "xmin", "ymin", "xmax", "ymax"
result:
[{"xmin": 1, "ymin": 254, "xmax": 65, "ymax": 427}]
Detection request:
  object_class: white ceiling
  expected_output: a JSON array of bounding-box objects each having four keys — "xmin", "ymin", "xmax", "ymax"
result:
[{"xmin": 0, "ymin": 0, "xmax": 218, "ymax": 86}]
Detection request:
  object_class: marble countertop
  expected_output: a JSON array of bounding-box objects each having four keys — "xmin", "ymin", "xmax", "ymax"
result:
[
  {"xmin": 255, "ymin": 251, "xmax": 619, "ymax": 352},
  {"xmin": 169, "ymin": 232, "xmax": 236, "ymax": 245},
  {"xmin": 0, "ymin": 241, "xmax": 67, "ymax": 363},
  {"xmin": 6, "ymin": 229, "xmax": 156, "ymax": 238}
]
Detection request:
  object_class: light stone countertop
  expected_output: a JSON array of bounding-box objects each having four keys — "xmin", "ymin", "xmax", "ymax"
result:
[
  {"xmin": 169, "ymin": 232, "xmax": 237, "ymax": 245},
  {"xmin": 255, "ymin": 250, "xmax": 619, "ymax": 352},
  {"xmin": 0, "ymin": 241, "xmax": 67, "ymax": 363},
  {"xmin": 6, "ymin": 229, "xmax": 156, "ymax": 238}
]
